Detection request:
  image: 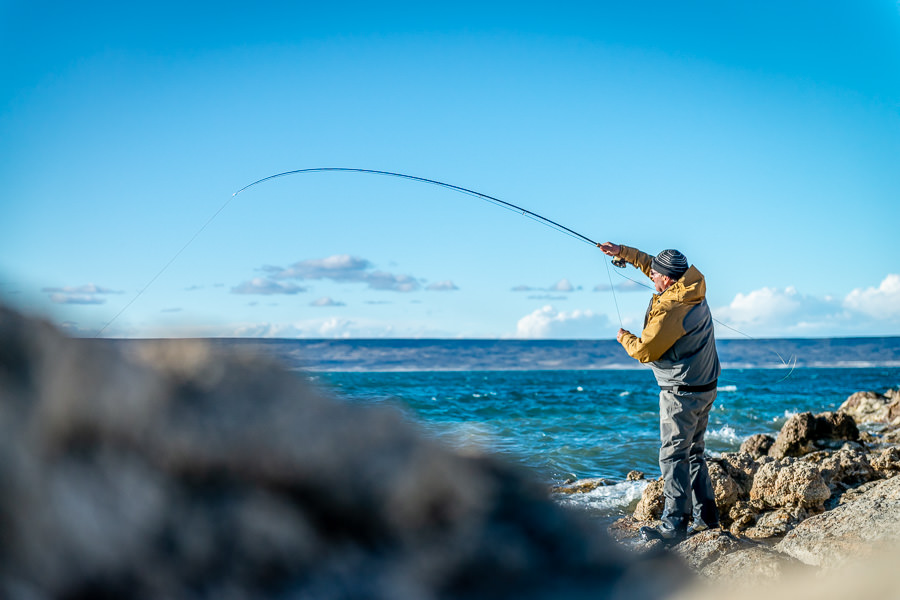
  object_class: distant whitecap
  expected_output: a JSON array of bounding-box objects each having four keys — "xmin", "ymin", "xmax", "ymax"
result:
[{"xmin": 706, "ymin": 425, "xmax": 740, "ymax": 445}]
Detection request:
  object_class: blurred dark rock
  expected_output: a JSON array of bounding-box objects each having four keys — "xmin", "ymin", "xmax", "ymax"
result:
[{"xmin": 0, "ymin": 305, "xmax": 683, "ymax": 600}]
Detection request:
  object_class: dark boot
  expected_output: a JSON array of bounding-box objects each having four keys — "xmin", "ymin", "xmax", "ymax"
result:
[
  {"xmin": 639, "ymin": 517, "xmax": 686, "ymax": 544},
  {"xmin": 686, "ymin": 518, "xmax": 717, "ymax": 536}
]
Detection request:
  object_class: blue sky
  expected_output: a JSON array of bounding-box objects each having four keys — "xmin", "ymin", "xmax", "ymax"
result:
[{"xmin": 2, "ymin": 1, "xmax": 899, "ymax": 339}]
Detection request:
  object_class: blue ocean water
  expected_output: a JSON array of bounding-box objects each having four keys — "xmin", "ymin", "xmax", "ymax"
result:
[{"xmin": 311, "ymin": 367, "xmax": 899, "ymax": 518}]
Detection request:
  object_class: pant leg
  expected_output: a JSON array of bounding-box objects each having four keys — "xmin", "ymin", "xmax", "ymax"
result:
[
  {"xmin": 658, "ymin": 390, "xmax": 692, "ymax": 530},
  {"xmin": 658, "ymin": 388, "xmax": 718, "ymax": 530},
  {"xmin": 688, "ymin": 389, "xmax": 719, "ymax": 526}
]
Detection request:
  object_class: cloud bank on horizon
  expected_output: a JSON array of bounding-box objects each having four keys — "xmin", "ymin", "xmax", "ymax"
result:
[{"xmin": 42, "ymin": 258, "xmax": 899, "ymax": 339}]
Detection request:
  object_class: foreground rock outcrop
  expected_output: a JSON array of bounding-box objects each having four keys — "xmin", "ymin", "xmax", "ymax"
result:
[
  {"xmin": 775, "ymin": 475, "xmax": 900, "ymax": 568},
  {"xmin": 0, "ymin": 306, "xmax": 681, "ymax": 600}
]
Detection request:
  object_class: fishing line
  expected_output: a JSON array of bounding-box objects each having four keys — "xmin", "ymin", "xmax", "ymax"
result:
[
  {"xmin": 608, "ymin": 263, "xmax": 797, "ymax": 380},
  {"xmin": 95, "ymin": 193, "xmax": 240, "ymax": 337},
  {"xmin": 603, "ymin": 258, "xmax": 623, "ymax": 328}
]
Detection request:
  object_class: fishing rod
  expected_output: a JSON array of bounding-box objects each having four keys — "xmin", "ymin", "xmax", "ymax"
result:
[
  {"xmin": 95, "ymin": 167, "xmax": 623, "ymax": 336},
  {"xmin": 235, "ymin": 168, "xmax": 617, "ymax": 252},
  {"xmin": 233, "ymin": 168, "xmax": 795, "ymax": 376}
]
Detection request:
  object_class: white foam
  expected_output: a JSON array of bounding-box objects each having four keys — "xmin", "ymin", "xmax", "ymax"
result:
[
  {"xmin": 773, "ymin": 409, "xmax": 798, "ymax": 423},
  {"xmin": 707, "ymin": 424, "xmax": 741, "ymax": 445},
  {"xmin": 717, "ymin": 384, "xmax": 738, "ymax": 392},
  {"xmin": 553, "ymin": 480, "xmax": 648, "ymax": 512},
  {"xmin": 618, "ymin": 391, "xmax": 631, "ymax": 397}
]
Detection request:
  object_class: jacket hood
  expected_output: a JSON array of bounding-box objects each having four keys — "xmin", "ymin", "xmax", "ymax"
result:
[{"xmin": 661, "ymin": 265, "xmax": 706, "ymax": 304}]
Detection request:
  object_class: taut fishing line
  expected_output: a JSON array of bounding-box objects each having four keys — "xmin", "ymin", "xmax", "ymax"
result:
[{"xmin": 97, "ymin": 166, "xmax": 797, "ymax": 382}]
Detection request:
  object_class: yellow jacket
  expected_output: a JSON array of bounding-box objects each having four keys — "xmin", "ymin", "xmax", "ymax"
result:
[{"xmin": 616, "ymin": 245, "xmax": 720, "ymax": 386}]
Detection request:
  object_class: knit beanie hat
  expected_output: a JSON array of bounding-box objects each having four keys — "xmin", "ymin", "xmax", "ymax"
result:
[{"xmin": 651, "ymin": 249, "xmax": 688, "ymax": 280}]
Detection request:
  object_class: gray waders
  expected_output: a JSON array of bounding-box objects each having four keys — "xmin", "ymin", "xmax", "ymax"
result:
[{"xmin": 658, "ymin": 386, "xmax": 719, "ymax": 533}]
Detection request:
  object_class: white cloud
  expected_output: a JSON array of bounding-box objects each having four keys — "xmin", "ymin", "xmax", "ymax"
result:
[
  {"xmin": 713, "ymin": 286, "xmax": 845, "ymax": 336},
  {"xmin": 714, "ymin": 275, "xmax": 900, "ymax": 337},
  {"xmin": 231, "ymin": 278, "xmax": 306, "ymax": 295},
  {"xmin": 42, "ymin": 283, "xmax": 122, "ymax": 305},
  {"xmin": 513, "ymin": 278, "xmax": 581, "ymax": 294},
  {"xmin": 269, "ymin": 254, "xmax": 371, "ymax": 280},
  {"xmin": 843, "ymin": 274, "xmax": 900, "ymax": 319},
  {"xmin": 716, "ymin": 286, "xmax": 804, "ymax": 328},
  {"xmin": 515, "ymin": 305, "xmax": 610, "ymax": 339},
  {"xmin": 426, "ymin": 280, "xmax": 459, "ymax": 291},
  {"xmin": 551, "ymin": 278, "xmax": 576, "ymax": 292},
  {"xmin": 310, "ymin": 296, "xmax": 345, "ymax": 307},
  {"xmin": 267, "ymin": 254, "xmax": 421, "ymax": 292},
  {"xmin": 230, "ymin": 318, "xmax": 400, "ymax": 339}
]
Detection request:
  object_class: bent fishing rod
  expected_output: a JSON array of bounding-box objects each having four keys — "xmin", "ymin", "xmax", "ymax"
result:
[
  {"xmin": 234, "ymin": 168, "xmax": 623, "ymax": 263},
  {"xmin": 234, "ymin": 168, "xmax": 794, "ymax": 375},
  {"xmin": 94, "ymin": 167, "xmax": 623, "ymax": 336}
]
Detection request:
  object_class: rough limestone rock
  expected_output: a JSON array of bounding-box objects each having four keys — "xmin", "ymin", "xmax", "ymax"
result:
[
  {"xmin": 768, "ymin": 411, "xmax": 859, "ymax": 459},
  {"xmin": 697, "ymin": 546, "xmax": 807, "ymax": 585},
  {"xmin": 740, "ymin": 434, "xmax": 774, "ymax": 459},
  {"xmin": 836, "ymin": 480, "xmax": 881, "ymax": 505},
  {"xmin": 870, "ymin": 446, "xmax": 900, "ymax": 477},
  {"xmin": 768, "ymin": 413, "xmax": 818, "ymax": 458},
  {"xmin": 0, "ymin": 305, "xmax": 682, "ymax": 600},
  {"xmin": 680, "ymin": 545, "xmax": 900, "ymax": 600},
  {"xmin": 716, "ymin": 452, "xmax": 758, "ymax": 496},
  {"xmin": 839, "ymin": 389, "xmax": 900, "ymax": 426},
  {"xmin": 728, "ymin": 500, "xmax": 765, "ymax": 535},
  {"xmin": 749, "ymin": 458, "xmax": 830, "ymax": 509},
  {"xmin": 632, "ymin": 478, "xmax": 665, "ymax": 521},
  {"xmin": 818, "ymin": 411, "xmax": 861, "ymax": 442},
  {"xmin": 742, "ymin": 507, "xmax": 810, "ymax": 539},
  {"xmin": 813, "ymin": 444, "xmax": 877, "ymax": 494},
  {"xmin": 775, "ymin": 475, "xmax": 900, "ymax": 568},
  {"xmin": 707, "ymin": 461, "xmax": 740, "ymax": 520},
  {"xmin": 671, "ymin": 530, "xmax": 753, "ymax": 572}
]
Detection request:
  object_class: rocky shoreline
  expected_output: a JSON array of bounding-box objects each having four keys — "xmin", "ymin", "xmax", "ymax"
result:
[
  {"xmin": 2, "ymin": 302, "xmax": 897, "ymax": 598},
  {"xmin": 599, "ymin": 387, "xmax": 900, "ymax": 582}
]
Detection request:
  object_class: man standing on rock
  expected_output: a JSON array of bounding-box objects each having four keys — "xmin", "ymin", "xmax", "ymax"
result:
[{"xmin": 599, "ymin": 242, "xmax": 720, "ymax": 543}]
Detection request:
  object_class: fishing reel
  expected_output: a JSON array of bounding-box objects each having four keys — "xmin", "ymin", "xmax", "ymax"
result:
[{"xmin": 611, "ymin": 256, "xmax": 627, "ymax": 268}]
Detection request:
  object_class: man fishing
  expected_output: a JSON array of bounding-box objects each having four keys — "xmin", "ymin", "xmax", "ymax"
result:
[{"xmin": 599, "ymin": 242, "xmax": 720, "ymax": 544}]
